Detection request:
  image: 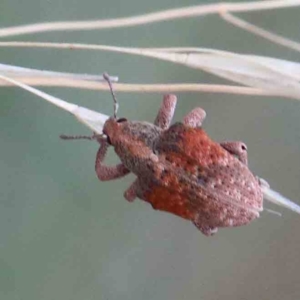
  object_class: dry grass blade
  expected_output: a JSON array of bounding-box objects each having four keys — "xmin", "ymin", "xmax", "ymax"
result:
[
  {"xmin": 0, "ymin": 80, "xmax": 275, "ymax": 96},
  {"xmin": 261, "ymin": 185, "xmax": 300, "ymax": 214},
  {"xmin": 1, "ymin": 43, "xmax": 300, "ymax": 99},
  {"xmin": 0, "ymin": 63, "xmax": 118, "ymax": 82},
  {"xmin": 220, "ymin": 12, "xmax": 300, "ymax": 53},
  {"xmin": 0, "ymin": 0, "xmax": 299, "ymax": 38},
  {"xmin": 0, "ymin": 74, "xmax": 108, "ymax": 133},
  {"xmin": 0, "ymin": 65, "xmax": 276, "ymax": 96}
]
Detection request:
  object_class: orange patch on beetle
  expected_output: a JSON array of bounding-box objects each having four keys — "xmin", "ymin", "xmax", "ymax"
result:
[
  {"xmin": 170, "ymin": 126, "xmax": 229, "ymax": 166},
  {"xmin": 144, "ymin": 170, "xmax": 198, "ymax": 221},
  {"xmin": 158, "ymin": 125, "xmax": 232, "ymax": 178},
  {"xmin": 145, "ymin": 186, "xmax": 196, "ymax": 221}
]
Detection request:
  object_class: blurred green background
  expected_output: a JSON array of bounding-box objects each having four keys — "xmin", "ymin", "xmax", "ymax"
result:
[{"xmin": 1, "ymin": 1, "xmax": 300, "ymax": 299}]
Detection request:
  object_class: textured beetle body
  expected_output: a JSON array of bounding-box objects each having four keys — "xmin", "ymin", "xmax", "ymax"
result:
[
  {"xmin": 150, "ymin": 123, "xmax": 262, "ymax": 235},
  {"xmin": 99, "ymin": 95, "xmax": 263, "ymax": 236}
]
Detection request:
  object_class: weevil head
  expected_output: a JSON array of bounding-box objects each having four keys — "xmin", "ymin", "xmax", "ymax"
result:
[
  {"xmin": 101, "ymin": 81, "xmax": 161, "ymax": 173},
  {"xmin": 102, "ymin": 117, "xmax": 128, "ymax": 145},
  {"xmin": 102, "ymin": 116, "xmax": 162, "ymax": 173},
  {"xmin": 103, "ymin": 117, "xmax": 162, "ymax": 148}
]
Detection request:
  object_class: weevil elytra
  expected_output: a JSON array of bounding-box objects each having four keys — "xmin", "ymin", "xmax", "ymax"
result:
[{"xmin": 62, "ymin": 77, "xmax": 266, "ymax": 236}]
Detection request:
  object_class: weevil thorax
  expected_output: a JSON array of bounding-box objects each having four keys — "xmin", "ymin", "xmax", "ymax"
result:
[{"xmin": 103, "ymin": 117, "xmax": 162, "ymax": 173}]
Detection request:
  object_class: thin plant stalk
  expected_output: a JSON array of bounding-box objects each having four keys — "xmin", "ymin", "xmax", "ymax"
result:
[
  {"xmin": 0, "ymin": 76, "xmax": 281, "ymax": 97},
  {"xmin": 1, "ymin": 42, "xmax": 300, "ymax": 99},
  {"xmin": 0, "ymin": 0, "xmax": 299, "ymax": 38},
  {"xmin": 220, "ymin": 12, "xmax": 300, "ymax": 53},
  {"xmin": 0, "ymin": 63, "xmax": 118, "ymax": 82}
]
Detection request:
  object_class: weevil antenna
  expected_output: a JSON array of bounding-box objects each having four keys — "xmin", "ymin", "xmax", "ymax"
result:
[
  {"xmin": 60, "ymin": 132, "xmax": 105, "ymax": 142},
  {"xmin": 103, "ymin": 73, "xmax": 119, "ymax": 119}
]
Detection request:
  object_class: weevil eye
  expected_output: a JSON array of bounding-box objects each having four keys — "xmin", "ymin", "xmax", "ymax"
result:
[
  {"xmin": 106, "ymin": 135, "xmax": 112, "ymax": 145},
  {"xmin": 240, "ymin": 143, "xmax": 247, "ymax": 151},
  {"xmin": 117, "ymin": 118, "xmax": 127, "ymax": 123}
]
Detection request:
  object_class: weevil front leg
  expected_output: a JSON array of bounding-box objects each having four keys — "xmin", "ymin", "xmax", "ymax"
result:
[
  {"xmin": 60, "ymin": 133, "xmax": 129, "ymax": 180},
  {"xmin": 220, "ymin": 141, "xmax": 248, "ymax": 165},
  {"xmin": 124, "ymin": 179, "xmax": 141, "ymax": 202},
  {"xmin": 183, "ymin": 107, "xmax": 206, "ymax": 128},
  {"xmin": 154, "ymin": 94, "xmax": 177, "ymax": 130},
  {"xmin": 95, "ymin": 140, "xmax": 130, "ymax": 181}
]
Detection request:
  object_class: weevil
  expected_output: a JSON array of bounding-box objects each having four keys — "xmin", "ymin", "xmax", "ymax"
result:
[
  {"xmin": 62, "ymin": 78, "xmax": 267, "ymax": 236},
  {"xmin": 98, "ymin": 94, "xmax": 264, "ymax": 235}
]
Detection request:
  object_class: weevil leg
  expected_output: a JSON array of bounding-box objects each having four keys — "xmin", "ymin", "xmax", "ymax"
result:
[
  {"xmin": 124, "ymin": 179, "xmax": 141, "ymax": 202},
  {"xmin": 95, "ymin": 140, "xmax": 130, "ymax": 181},
  {"xmin": 154, "ymin": 94, "xmax": 177, "ymax": 130},
  {"xmin": 193, "ymin": 218, "xmax": 218, "ymax": 236},
  {"xmin": 220, "ymin": 141, "xmax": 248, "ymax": 165},
  {"xmin": 183, "ymin": 107, "xmax": 206, "ymax": 128}
]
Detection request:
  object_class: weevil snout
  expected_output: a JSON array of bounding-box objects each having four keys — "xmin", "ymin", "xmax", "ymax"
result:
[{"xmin": 103, "ymin": 117, "xmax": 129, "ymax": 146}]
